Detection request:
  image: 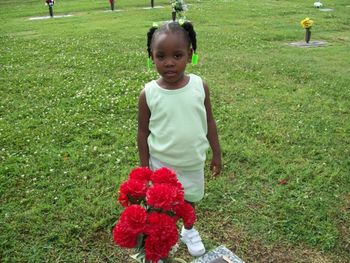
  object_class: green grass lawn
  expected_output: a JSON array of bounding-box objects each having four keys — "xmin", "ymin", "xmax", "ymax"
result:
[{"xmin": 1, "ymin": 0, "xmax": 349, "ymax": 262}]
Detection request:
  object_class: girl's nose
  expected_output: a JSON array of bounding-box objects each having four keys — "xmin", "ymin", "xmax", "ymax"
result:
[{"xmin": 164, "ymin": 58, "xmax": 175, "ymax": 66}]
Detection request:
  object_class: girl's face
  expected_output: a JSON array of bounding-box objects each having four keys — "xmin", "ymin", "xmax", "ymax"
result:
[{"xmin": 151, "ymin": 32, "xmax": 192, "ymax": 88}]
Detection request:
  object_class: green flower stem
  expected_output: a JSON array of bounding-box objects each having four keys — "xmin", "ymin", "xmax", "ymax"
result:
[{"xmin": 173, "ymin": 258, "xmax": 187, "ymax": 263}]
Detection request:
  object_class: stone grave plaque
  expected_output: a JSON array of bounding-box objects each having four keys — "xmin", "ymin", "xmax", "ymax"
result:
[
  {"xmin": 141, "ymin": 6, "xmax": 164, "ymax": 9},
  {"xmin": 29, "ymin": 14, "xmax": 73, "ymax": 20},
  {"xmin": 191, "ymin": 245, "xmax": 244, "ymax": 263},
  {"xmin": 288, "ymin": 41, "xmax": 327, "ymax": 48}
]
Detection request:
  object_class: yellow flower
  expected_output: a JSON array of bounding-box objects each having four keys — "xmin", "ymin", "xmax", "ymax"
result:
[{"xmin": 300, "ymin": 17, "xmax": 314, "ymax": 29}]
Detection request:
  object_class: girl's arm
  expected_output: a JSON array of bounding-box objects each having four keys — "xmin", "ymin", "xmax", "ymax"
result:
[
  {"xmin": 203, "ymin": 81, "xmax": 222, "ymax": 176},
  {"xmin": 137, "ymin": 89, "xmax": 151, "ymax": 167}
]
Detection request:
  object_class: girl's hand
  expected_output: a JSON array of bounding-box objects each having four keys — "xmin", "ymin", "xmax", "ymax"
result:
[{"xmin": 210, "ymin": 157, "xmax": 222, "ymax": 177}]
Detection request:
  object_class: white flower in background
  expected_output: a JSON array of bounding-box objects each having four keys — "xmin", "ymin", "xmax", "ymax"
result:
[{"xmin": 314, "ymin": 1, "xmax": 323, "ymax": 8}]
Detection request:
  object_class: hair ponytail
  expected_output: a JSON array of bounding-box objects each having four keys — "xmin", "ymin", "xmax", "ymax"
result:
[
  {"xmin": 181, "ymin": 21, "xmax": 197, "ymax": 53},
  {"xmin": 147, "ymin": 26, "xmax": 158, "ymax": 58}
]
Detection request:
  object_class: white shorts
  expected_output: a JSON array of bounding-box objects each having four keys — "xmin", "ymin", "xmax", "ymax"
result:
[{"xmin": 149, "ymin": 156, "xmax": 204, "ymax": 203}]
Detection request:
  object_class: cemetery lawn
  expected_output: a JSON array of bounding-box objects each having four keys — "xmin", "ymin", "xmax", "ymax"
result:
[{"xmin": 1, "ymin": 0, "xmax": 349, "ymax": 262}]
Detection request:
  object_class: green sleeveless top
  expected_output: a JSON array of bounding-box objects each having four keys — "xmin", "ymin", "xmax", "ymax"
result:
[{"xmin": 145, "ymin": 74, "xmax": 209, "ymax": 171}]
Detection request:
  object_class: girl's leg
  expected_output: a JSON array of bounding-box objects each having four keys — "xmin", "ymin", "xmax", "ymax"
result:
[
  {"xmin": 184, "ymin": 201, "xmax": 195, "ymax": 229},
  {"xmin": 149, "ymin": 156, "xmax": 206, "ymax": 256},
  {"xmin": 180, "ymin": 201, "xmax": 205, "ymax": 256}
]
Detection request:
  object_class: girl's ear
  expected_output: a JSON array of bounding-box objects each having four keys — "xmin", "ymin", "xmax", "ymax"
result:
[{"xmin": 187, "ymin": 48, "xmax": 193, "ymax": 63}]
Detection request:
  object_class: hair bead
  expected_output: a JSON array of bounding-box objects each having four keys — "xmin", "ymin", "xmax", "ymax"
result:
[
  {"xmin": 191, "ymin": 53, "xmax": 199, "ymax": 65},
  {"xmin": 147, "ymin": 57, "xmax": 153, "ymax": 69}
]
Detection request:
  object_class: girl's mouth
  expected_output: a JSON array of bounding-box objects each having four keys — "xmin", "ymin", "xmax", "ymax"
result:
[{"xmin": 164, "ymin": 71, "xmax": 177, "ymax": 77}]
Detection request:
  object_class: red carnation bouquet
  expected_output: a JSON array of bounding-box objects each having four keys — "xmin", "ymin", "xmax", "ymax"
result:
[{"xmin": 113, "ymin": 167, "xmax": 196, "ymax": 263}]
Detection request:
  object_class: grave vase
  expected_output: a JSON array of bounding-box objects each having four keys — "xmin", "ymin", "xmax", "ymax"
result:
[
  {"xmin": 109, "ymin": 0, "xmax": 114, "ymax": 10},
  {"xmin": 48, "ymin": 5, "xmax": 53, "ymax": 17},
  {"xmin": 305, "ymin": 28, "xmax": 311, "ymax": 43}
]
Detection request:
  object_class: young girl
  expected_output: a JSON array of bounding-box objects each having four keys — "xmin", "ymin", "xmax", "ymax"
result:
[{"xmin": 138, "ymin": 21, "xmax": 222, "ymax": 257}]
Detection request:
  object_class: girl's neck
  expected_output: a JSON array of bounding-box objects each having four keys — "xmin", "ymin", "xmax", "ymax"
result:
[{"xmin": 156, "ymin": 74, "xmax": 190, "ymax": 90}]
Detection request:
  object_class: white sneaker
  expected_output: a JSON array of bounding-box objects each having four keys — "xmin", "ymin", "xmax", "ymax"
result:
[{"xmin": 180, "ymin": 227, "xmax": 206, "ymax": 257}]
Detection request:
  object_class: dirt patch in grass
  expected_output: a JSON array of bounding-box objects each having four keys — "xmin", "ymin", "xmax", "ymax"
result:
[
  {"xmin": 197, "ymin": 211, "xmax": 339, "ymax": 263},
  {"xmin": 80, "ymin": 229, "xmax": 133, "ymax": 262},
  {"xmin": 239, "ymin": 240, "xmax": 335, "ymax": 263},
  {"xmin": 337, "ymin": 194, "xmax": 350, "ymax": 253}
]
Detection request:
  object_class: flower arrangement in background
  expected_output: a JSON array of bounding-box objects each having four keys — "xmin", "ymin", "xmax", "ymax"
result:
[
  {"xmin": 109, "ymin": 0, "xmax": 115, "ymax": 11},
  {"xmin": 300, "ymin": 17, "xmax": 314, "ymax": 43},
  {"xmin": 171, "ymin": 0, "xmax": 188, "ymax": 21},
  {"xmin": 300, "ymin": 17, "xmax": 314, "ymax": 29},
  {"xmin": 45, "ymin": 0, "xmax": 54, "ymax": 6},
  {"xmin": 313, "ymin": 1, "xmax": 323, "ymax": 8},
  {"xmin": 45, "ymin": 0, "xmax": 55, "ymax": 17},
  {"xmin": 113, "ymin": 167, "xmax": 195, "ymax": 263}
]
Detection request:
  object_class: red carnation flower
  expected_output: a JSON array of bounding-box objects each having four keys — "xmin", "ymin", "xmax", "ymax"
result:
[
  {"xmin": 144, "ymin": 235, "xmax": 170, "ymax": 262},
  {"xmin": 120, "ymin": 205, "xmax": 147, "ymax": 234},
  {"xmin": 129, "ymin": 167, "xmax": 153, "ymax": 182},
  {"xmin": 144, "ymin": 212, "xmax": 178, "ymax": 261},
  {"xmin": 173, "ymin": 202, "xmax": 196, "ymax": 228},
  {"xmin": 113, "ymin": 221, "xmax": 138, "ymax": 248},
  {"xmin": 173, "ymin": 185, "xmax": 185, "ymax": 206},
  {"xmin": 146, "ymin": 184, "xmax": 181, "ymax": 211},
  {"xmin": 118, "ymin": 181, "xmax": 131, "ymax": 207},
  {"xmin": 127, "ymin": 179, "xmax": 148, "ymax": 198},
  {"xmin": 151, "ymin": 167, "xmax": 178, "ymax": 185},
  {"xmin": 145, "ymin": 212, "xmax": 178, "ymax": 245},
  {"xmin": 118, "ymin": 179, "xmax": 148, "ymax": 207}
]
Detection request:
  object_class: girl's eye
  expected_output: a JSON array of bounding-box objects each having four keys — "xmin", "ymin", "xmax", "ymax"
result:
[
  {"xmin": 156, "ymin": 54, "xmax": 165, "ymax": 60},
  {"xmin": 174, "ymin": 53, "xmax": 183, "ymax": 59}
]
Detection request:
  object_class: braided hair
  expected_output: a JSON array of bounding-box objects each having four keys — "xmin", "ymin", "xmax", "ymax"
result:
[{"xmin": 146, "ymin": 21, "xmax": 197, "ymax": 59}]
